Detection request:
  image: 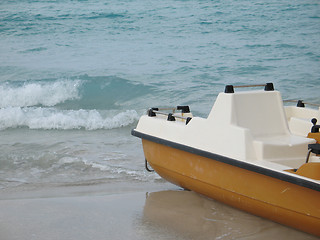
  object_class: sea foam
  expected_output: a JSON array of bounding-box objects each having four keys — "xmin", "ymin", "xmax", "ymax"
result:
[
  {"xmin": 0, "ymin": 107, "xmax": 139, "ymax": 130},
  {"xmin": 0, "ymin": 80, "xmax": 81, "ymax": 108}
]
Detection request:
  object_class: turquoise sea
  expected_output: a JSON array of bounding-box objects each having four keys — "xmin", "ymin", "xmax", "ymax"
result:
[{"xmin": 0, "ymin": 0, "xmax": 319, "ymax": 238}]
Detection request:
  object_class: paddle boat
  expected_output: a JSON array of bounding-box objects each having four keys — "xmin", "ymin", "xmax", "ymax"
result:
[{"xmin": 131, "ymin": 83, "xmax": 320, "ymax": 236}]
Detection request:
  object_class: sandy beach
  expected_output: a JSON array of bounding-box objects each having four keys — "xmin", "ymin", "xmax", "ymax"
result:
[{"xmin": 0, "ymin": 181, "xmax": 318, "ymax": 240}]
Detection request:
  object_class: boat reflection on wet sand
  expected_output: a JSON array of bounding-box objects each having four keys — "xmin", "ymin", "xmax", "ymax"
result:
[{"xmin": 143, "ymin": 190, "xmax": 318, "ymax": 240}]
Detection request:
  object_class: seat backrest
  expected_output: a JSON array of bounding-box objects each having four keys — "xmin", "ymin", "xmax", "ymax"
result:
[
  {"xmin": 207, "ymin": 90, "xmax": 290, "ymax": 138},
  {"xmin": 232, "ymin": 90, "xmax": 289, "ymax": 137}
]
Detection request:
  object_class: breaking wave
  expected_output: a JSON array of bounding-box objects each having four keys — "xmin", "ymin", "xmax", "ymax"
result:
[
  {"xmin": 0, "ymin": 75, "xmax": 152, "ymax": 109},
  {"xmin": 0, "ymin": 79, "xmax": 81, "ymax": 108},
  {"xmin": 0, "ymin": 75, "xmax": 150, "ymax": 130},
  {"xmin": 0, "ymin": 107, "xmax": 139, "ymax": 130}
]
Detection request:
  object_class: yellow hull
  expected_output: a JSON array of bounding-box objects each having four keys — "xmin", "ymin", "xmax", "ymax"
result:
[{"xmin": 142, "ymin": 139, "xmax": 320, "ymax": 236}]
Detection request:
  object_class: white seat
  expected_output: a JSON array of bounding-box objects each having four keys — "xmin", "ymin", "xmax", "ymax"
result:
[
  {"xmin": 253, "ymin": 135, "xmax": 314, "ymax": 168},
  {"xmin": 285, "ymin": 106, "xmax": 320, "ymax": 137},
  {"xmin": 229, "ymin": 90, "xmax": 315, "ymax": 166}
]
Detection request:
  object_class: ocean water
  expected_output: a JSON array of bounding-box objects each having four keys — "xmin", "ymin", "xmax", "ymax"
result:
[{"xmin": 0, "ymin": 0, "xmax": 319, "ymax": 217}]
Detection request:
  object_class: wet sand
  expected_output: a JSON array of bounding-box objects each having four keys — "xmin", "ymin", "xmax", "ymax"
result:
[{"xmin": 0, "ymin": 183, "xmax": 318, "ymax": 240}]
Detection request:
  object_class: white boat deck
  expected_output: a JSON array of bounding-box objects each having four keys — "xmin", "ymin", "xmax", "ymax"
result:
[{"xmin": 135, "ymin": 87, "xmax": 320, "ymax": 183}]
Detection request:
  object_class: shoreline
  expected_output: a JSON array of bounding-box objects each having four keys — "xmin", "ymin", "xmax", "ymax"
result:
[{"xmin": 0, "ymin": 182, "xmax": 318, "ymax": 240}]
